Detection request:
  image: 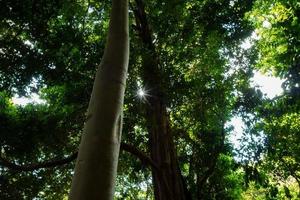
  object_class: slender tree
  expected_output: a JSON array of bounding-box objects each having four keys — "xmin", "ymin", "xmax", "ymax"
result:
[{"xmin": 69, "ymin": 0, "xmax": 129, "ymax": 199}]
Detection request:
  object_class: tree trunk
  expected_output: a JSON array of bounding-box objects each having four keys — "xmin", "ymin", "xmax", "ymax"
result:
[
  {"xmin": 141, "ymin": 52, "xmax": 188, "ymax": 200},
  {"xmin": 133, "ymin": 0, "xmax": 188, "ymax": 199},
  {"xmin": 69, "ymin": 0, "xmax": 129, "ymax": 199}
]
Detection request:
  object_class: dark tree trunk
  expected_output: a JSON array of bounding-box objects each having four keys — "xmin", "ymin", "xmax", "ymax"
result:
[
  {"xmin": 132, "ymin": 0, "xmax": 189, "ymax": 199},
  {"xmin": 142, "ymin": 50, "xmax": 187, "ymax": 200}
]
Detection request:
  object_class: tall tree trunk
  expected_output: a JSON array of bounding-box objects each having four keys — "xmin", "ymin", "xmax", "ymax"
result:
[
  {"xmin": 142, "ymin": 51, "xmax": 188, "ymax": 200},
  {"xmin": 133, "ymin": 0, "xmax": 188, "ymax": 199},
  {"xmin": 69, "ymin": 0, "xmax": 129, "ymax": 199}
]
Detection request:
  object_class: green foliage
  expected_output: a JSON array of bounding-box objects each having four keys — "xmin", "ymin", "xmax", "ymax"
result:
[
  {"xmin": 1, "ymin": 0, "xmax": 299, "ymax": 199},
  {"xmin": 240, "ymin": 1, "xmax": 300, "ymax": 199},
  {"xmin": 203, "ymin": 154, "xmax": 245, "ymax": 200}
]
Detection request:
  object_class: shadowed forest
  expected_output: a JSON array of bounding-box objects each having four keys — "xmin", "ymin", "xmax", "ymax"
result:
[{"xmin": 0, "ymin": 0, "xmax": 300, "ymax": 199}]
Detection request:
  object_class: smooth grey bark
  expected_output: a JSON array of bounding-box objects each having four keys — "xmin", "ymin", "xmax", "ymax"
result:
[{"xmin": 69, "ymin": 0, "xmax": 129, "ymax": 199}]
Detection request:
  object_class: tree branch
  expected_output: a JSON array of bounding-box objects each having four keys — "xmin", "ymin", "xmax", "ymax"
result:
[
  {"xmin": 121, "ymin": 143, "xmax": 159, "ymax": 170},
  {"xmin": 0, "ymin": 142, "xmax": 158, "ymax": 172},
  {"xmin": 0, "ymin": 152, "xmax": 78, "ymax": 172}
]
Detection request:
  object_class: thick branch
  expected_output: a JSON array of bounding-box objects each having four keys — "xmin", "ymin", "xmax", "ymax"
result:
[
  {"xmin": 121, "ymin": 143, "xmax": 159, "ymax": 170},
  {"xmin": 0, "ymin": 142, "xmax": 158, "ymax": 172},
  {"xmin": 0, "ymin": 152, "xmax": 78, "ymax": 172}
]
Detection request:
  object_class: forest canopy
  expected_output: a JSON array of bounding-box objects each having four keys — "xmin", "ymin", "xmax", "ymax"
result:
[{"xmin": 0, "ymin": 0, "xmax": 299, "ymax": 199}]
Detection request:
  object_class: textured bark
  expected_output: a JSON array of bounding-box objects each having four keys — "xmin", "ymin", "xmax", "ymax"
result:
[
  {"xmin": 133, "ymin": 0, "xmax": 188, "ymax": 199},
  {"xmin": 69, "ymin": 0, "xmax": 129, "ymax": 199},
  {"xmin": 142, "ymin": 52, "xmax": 187, "ymax": 200}
]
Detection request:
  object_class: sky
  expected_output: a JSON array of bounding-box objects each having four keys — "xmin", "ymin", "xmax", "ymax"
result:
[
  {"xmin": 251, "ymin": 71, "xmax": 284, "ymax": 99},
  {"xmin": 226, "ymin": 31, "xmax": 285, "ymax": 155},
  {"xmin": 228, "ymin": 71, "xmax": 284, "ymax": 153}
]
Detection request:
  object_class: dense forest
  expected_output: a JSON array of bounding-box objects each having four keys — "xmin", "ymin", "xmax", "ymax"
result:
[{"xmin": 0, "ymin": 0, "xmax": 299, "ymax": 199}]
